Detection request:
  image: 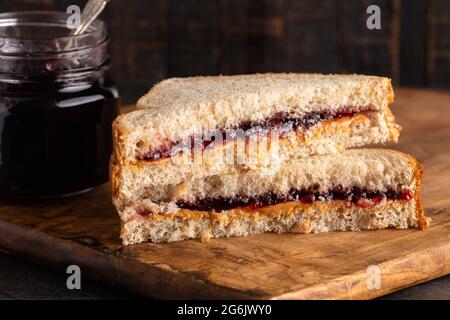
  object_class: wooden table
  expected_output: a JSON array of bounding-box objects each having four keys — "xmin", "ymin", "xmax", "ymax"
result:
[
  {"xmin": 0, "ymin": 88, "xmax": 449, "ymax": 300},
  {"xmin": 0, "ymin": 251, "xmax": 448, "ymax": 299}
]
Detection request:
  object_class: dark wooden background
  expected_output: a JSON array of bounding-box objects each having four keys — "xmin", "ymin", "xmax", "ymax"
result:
[{"xmin": 1, "ymin": 0, "xmax": 449, "ymax": 103}]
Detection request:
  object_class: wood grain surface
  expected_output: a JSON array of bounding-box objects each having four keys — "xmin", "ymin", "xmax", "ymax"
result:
[{"xmin": 0, "ymin": 88, "xmax": 449, "ymax": 299}]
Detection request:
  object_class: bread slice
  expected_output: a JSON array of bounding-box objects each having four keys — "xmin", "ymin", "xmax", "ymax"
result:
[
  {"xmin": 121, "ymin": 200, "xmax": 425, "ymax": 245},
  {"xmin": 112, "ymin": 149, "xmax": 428, "ymax": 245},
  {"xmin": 113, "ymin": 73, "xmax": 398, "ymax": 166}
]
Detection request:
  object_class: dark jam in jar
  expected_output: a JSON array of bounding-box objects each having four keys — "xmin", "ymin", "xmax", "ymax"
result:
[{"xmin": 0, "ymin": 12, "xmax": 120, "ymax": 198}]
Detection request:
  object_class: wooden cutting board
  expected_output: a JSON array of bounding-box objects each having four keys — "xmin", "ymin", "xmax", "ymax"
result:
[{"xmin": 0, "ymin": 89, "xmax": 449, "ymax": 299}]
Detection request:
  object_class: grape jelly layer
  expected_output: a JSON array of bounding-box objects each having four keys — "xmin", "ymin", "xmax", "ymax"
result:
[
  {"xmin": 137, "ymin": 106, "xmax": 370, "ymax": 161},
  {"xmin": 174, "ymin": 187, "xmax": 414, "ymax": 212}
]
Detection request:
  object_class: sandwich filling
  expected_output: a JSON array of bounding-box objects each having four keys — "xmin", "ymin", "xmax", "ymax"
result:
[
  {"xmin": 137, "ymin": 106, "xmax": 372, "ymax": 161},
  {"xmin": 137, "ymin": 187, "xmax": 414, "ymax": 215}
]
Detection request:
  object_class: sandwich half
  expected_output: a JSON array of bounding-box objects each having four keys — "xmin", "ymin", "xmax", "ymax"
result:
[
  {"xmin": 113, "ymin": 74, "xmax": 400, "ymax": 184},
  {"xmin": 111, "ymin": 149, "xmax": 428, "ymax": 245}
]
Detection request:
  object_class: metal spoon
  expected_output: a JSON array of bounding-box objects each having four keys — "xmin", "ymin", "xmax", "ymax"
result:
[
  {"xmin": 71, "ymin": 0, "xmax": 111, "ymax": 36},
  {"xmin": 57, "ymin": 0, "xmax": 110, "ymax": 70}
]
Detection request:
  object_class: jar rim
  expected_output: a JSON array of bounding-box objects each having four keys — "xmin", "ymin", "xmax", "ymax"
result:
[
  {"xmin": 0, "ymin": 11, "xmax": 107, "ymax": 54},
  {"xmin": 0, "ymin": 11, "xmax": 110, "ymax": 83}
]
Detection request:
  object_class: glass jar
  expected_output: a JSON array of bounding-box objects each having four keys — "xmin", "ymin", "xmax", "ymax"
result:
[{"xmin": 0, "ymin": 12, "xmax": 120, "ymax": 198}]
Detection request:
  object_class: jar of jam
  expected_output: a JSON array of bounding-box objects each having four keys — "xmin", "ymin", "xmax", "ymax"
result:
[{"xmin": 0, "ymin": 12, "xmax": 120, "ymax": 198}]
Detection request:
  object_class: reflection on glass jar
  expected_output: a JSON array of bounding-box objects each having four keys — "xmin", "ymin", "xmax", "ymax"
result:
[{"xmin": 0, "ymin": 12, "xmax": 120, "ymax": 198}]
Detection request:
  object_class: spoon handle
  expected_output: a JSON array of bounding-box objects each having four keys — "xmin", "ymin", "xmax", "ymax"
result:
[{"xmin": 71, "ymin": 0, "xmax": 110, "ymax": 36}]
